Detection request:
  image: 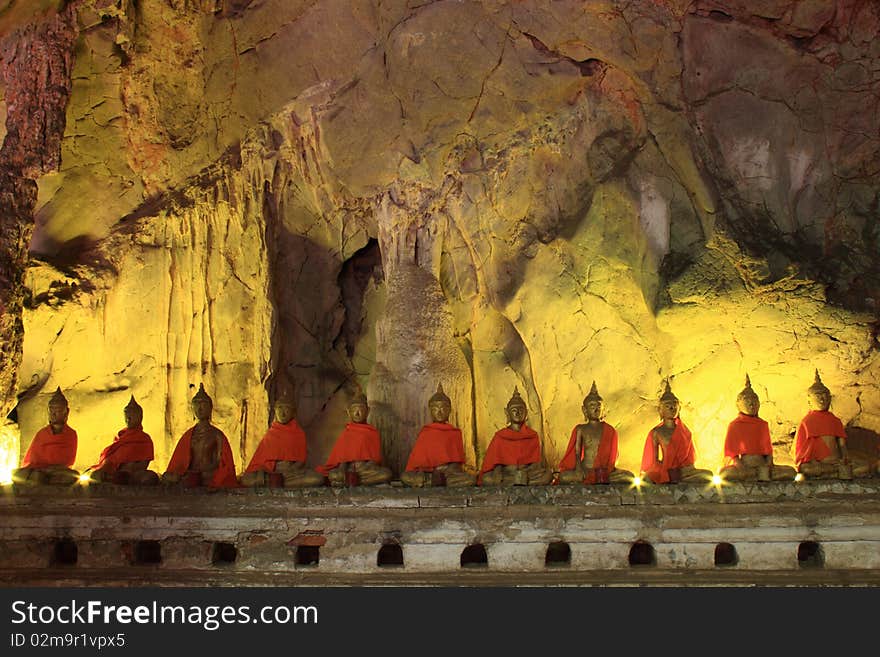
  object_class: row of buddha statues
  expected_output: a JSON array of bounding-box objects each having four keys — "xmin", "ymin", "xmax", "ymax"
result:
[{"xmin": 9, "ymin": 371, "xmax": 878, "ymax": 489}]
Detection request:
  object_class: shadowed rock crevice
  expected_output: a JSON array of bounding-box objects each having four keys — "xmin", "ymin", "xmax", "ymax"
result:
[
  {"xmin": 336, "ymin": 238, "xmax": 383, "ymax": 359},
  {"xmin": 520, "ymin": 31, "xmax": 608, "ymax": 78}
]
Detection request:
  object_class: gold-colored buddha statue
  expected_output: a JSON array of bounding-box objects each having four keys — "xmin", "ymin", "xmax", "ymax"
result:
[
  {"xmin": 558, "ymin": 382, "xmax": 633, "ymax": 484},
  {"xmin": 162, "ymin": 384, "xmax": 239, "ymax": 488},
  {"xmin": 12, "ymin": 387, "xmax": 80, "ymax": 485},
  {"xmin": 318, "ymin": 390, "xmax": 392, "ymax": 486},
  {"xmin": 719, "ymin": 375, "xmax": 796, "ymax": 482},
  {"xmin": 478, "ymin": 387, "xmax": 553, "ymax": 486},
  {"xmin": 640, "ymin": 380, "xmax": 712, "ymax": 484},
  {"xmin": 795, "ymin": 370, "xmax": 874, "ymax": 479},
  {"xmin": 88, "ymin": 396, "xmax": 159, "ymax": 485},
  {"xmin": 401, "ymin": 384, "xmax": 476, "ymax": 488},
  {"xmin": 240, "ymin": 388, "xmax": 323, "ymax": 488}
]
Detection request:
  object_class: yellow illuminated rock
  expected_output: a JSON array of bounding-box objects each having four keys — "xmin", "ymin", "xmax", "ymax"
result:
[
  {"xmin": 2, "ymin": 1, "xmax": 877, "ymax": 477},
  {"xmin": 0, "ymin": 421, "xmax": 19, "ymax": 484}
]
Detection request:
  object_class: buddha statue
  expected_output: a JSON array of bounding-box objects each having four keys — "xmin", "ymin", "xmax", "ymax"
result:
[
  {"xmin": 12, "ymin": 387, "xmax": 80, "ymax": 485},
  {"xmin": 401, "ymin": 383, "xmax": 476, "ymax": 488},
  {"xmin": 795, "ymin": 370, "xmax": 874, "ymax": 479},
  {"xmin": 240, "ymin": 387, "xmax": 323, "ymax": 488},
  {"xmin": 317, "ymin": 388, "xmax": 392, "ymax": 486},
  {"xmin": 88, "ymin": 396, "xmax": 159, "ymax": 485},
  {"xmin": 162, "ymin": 383, "xmax": 240, "ymax": 488},
  {"xmin": 558, "ymin": 382, "xmax": 634, "ymax": 484},
  {"xmin": 719, "ymin": 375, "xmax": 796, "ymax": 482},
  {"xmin": 478, "ymin": 387, "xmax": 553, "ymax": 486},
  {"xmin": 640, "ymin": 380, "xmax": 712, "ymax": 484}
]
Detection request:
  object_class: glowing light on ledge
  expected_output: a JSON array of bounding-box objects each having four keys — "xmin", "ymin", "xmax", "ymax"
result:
[
  {"xmin": 710, "ymin": 473, "xmax": 724, "ymax": 487},
  {"xmin": 794, "ymin": 473, "xmax": 804, "ymax": 483},
  {"xmin": 77, "ymin": 473, "xmax": 92, "ymax": 485},
  {"xmin": 631, "ymin": 475, "xmax": 643, "ymax": 489},
  {"xmin": 0, "ymin": 442, "xmax": 16, "ymax": 486}
]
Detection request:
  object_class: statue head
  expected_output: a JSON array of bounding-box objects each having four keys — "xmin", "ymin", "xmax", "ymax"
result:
[
  {"xmin": 658, "ymin": 379, "xmax": 680, "ymax": 421},
  {"xmin": 191, "ymin": 383, "xmax": 213, "ymax": 421},
  {"xmin": 807, "ymin": 369, "xmax": 831, "ymax": 411},
  {"xmin": 428, "ymin": 383, "xmax": 451, "ymax": 423},
  {"xmin": 47, "ymin": 387, "xmax": 69, "ymax": 430},
  {"xmin": 582, "ymin": 381, "xmax": 604, "ymax": 422},
  {"xmin": 274, "ymin": 386, "xmax": 297, "ymax": 425},
  {"xmin": 347, "ymin": 386, "xmax": 369, "ymax": 424},
  {"xmin": 124, "ymin": 395, "xmax": 144, "ymax": 429},
  {"xmin": 505, "ymin": 387, "xmax": 528, "ymax": 426},
  {"xmin": 736, "ymin": 374, "xmax": 760, "ymax": 417}
]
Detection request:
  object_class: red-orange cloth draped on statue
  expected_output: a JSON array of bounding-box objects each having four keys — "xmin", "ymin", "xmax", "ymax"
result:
[
  {"xmin": 92, "ymin": 428, "xmax": 154, "ymax": 473},
  {"xmin": 245, "ymin": 421, "xmax": 308, "ymax": 474},
  {"xmin": 723, "ymin": 414, "xmax": 772, "ymax": 467},
  {"xmin": 795, "ymin": 410, "xmax": 846, "ymax": 465},
  {"xmin": 640, "ymin": 418, "xmax": 696, "ymax": 484},
  {"xmin": 405, "ymin": 423, "xmax": 466, "ymax": 472},
  {"xmin": 557, "ymin": 423, "xmax": 618, "ymax": 483},
  {"xmin": 478, "ymin": 425, "xmax": 542, "ymax": 482},
  {"xmin": 22, "ymin": 425, "xmax": 77, "ymax": 468},
  {"xmin": 317, "ymin": 423, "xmax": 383, "ymax": 474},
  {"xmin": 164, "ymin": 427, "xmax": 240, "ymax": 488}
]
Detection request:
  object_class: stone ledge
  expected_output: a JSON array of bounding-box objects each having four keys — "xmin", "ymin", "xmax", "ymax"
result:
[
  {"xmin": 3, "ymin": 481, "xmax": 880, "ymax": 583},
  {"xmin": 2, "ymin": 478, "xmax": 879, "ymax": 511}
]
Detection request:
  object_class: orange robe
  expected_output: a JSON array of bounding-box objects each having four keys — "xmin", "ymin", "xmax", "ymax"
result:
[
  {"xmin": 164, "ymin": 426, "xmax": 240, "ymax": 488},
  {"xmin": 22, "ymin": 425, "xmax": 77, "ymax": 469},
  {"xmin": 478, "ymin": 425, "xmax": 542, "ymax": 484},
  {"xmin": 405, "ymin": 422, "xmax": 466, "ymax": 472},
  {"xmin": 795, "ymin": 410, "xmax": 846, "ymax": 466},
  {"xmin": 317, "ymin": 423, "xmax": 384, "ymax": 475},
  {"xmin": 723, "ymin": 414, "xmax": 772, "ymax": 467},
  {"xmin": 245, "ymin": 420, "xmax": 308, "ymax": 474},
  {"xmin": 92, "ymin": 427, "xmax": 154, "ymax": 474},
  {"xmin": 558, "ymin": 422, "xmax": 618, "ymax": 484},
  {"xmin": 640, "ymin": 418, "xmax": 696, "ymax": 484}
]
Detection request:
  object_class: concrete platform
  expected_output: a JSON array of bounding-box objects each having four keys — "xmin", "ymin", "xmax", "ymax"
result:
[{"xmin": 2, "ymin": 479, "xmax": 879, "ymax": 586}]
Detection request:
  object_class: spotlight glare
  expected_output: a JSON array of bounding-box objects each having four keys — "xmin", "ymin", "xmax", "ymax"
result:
[
  {"xmin": 711, "ymin": 474, "xmax": 723, "ymax": 486},
  {"xmin": 794, "ymin": 473, "xmax": 804, "ymax": 483},
  {"xmin": 632, "ymin": 475, "xmax": 643, "ymax": 488},
  {"xmin": 77, "ymin": 473, "xmax": 91, "ymax": 485},
  {"xmin": 0, "ymin": 449, "xmax": 15, "ymax": 486}
]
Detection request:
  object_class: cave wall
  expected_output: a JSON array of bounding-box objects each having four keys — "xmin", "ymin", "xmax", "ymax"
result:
[{"xmin": 0, "ymin": 0, "xmax": 878, "ymax": 476}]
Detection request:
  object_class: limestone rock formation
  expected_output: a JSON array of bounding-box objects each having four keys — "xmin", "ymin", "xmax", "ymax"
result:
[{"xmin": 1, "ymin": 1, "xmax": 878, "ymax": 476}]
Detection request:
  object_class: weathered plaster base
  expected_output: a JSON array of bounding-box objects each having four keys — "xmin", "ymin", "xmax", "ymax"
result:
[{"xmin": 2, "ymin": 481, "xmax": 880, "ymax": 586}]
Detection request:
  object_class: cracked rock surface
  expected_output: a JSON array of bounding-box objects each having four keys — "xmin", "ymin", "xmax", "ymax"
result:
[{"xmin": 0, "ymin": 1, "xmax": 878, "ymax": 475}]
